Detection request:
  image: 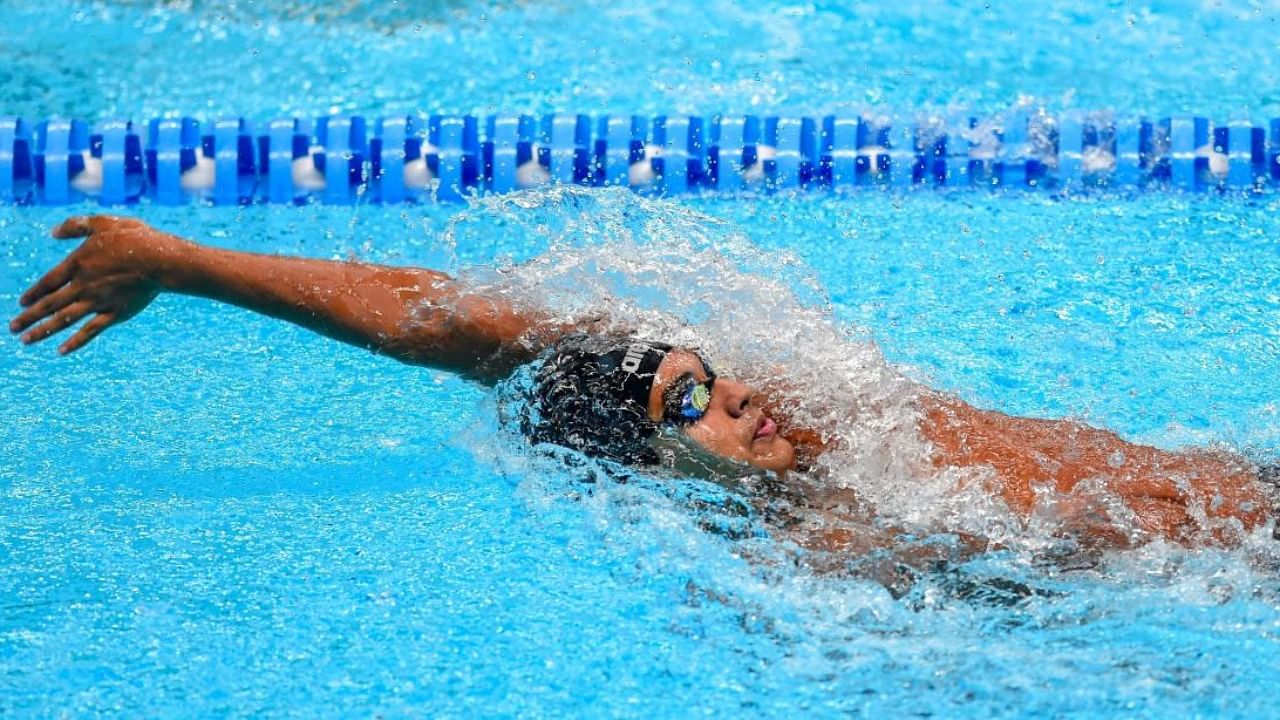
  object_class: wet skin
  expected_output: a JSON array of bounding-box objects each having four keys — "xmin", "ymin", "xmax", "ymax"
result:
[
  {"xmin": 920, "ymin": 396, "xmax": 1270, "ymax": 547},
  {"xmin": 10, "ymin": 215, "xmax": 1274, "ymax": 549},
  {"xmin": 645, "ymin": 348, "xmax": 1271, "ymax": 547},
  {"xmin": 644, "ymin": 350, "xmax": 796, "ymax": 475}
]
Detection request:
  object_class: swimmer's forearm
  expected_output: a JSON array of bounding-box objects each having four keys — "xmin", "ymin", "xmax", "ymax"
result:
[
  {"xmin": 159, "ymin": 242, "xmax": 435, "ymax": 346},
  {"xmin": 157, "ymin": 242, "xmax": 540, "ymax": 376},
  {"xmin": 922, "ymin": 394, "xmax": 1270, "ymax": 543},
  {"xmin": 18, "ymin": 215, "xmax": 562, "ymax": 375}
]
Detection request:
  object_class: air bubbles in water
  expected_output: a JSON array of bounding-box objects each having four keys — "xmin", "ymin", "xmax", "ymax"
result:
[
  {"xmin": 441, "ymin": 186, "xmax": 1280, "ymax": 610},
  {"xmin": 445, "ymin": 186, "xmax": 1018, "ymax": 546}
]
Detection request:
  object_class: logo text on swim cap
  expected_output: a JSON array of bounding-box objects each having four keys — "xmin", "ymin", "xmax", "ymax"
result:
[{"xmin": 620, "ymin": 342, "xmax": 652, "ymax": 374}]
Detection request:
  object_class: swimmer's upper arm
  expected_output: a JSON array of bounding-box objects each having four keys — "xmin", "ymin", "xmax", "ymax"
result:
[
  {"xmin": 152, "ymin": 238, "xmax": 556, "ymax": 382},
  {"xmin": 16, "ymin": 215, "xmax": 576, "ymax": 381},
  {"xmin": 379, "ymin": 268, "xmax": 611, "ymax": 382},
  {"xmin": 382, "ymin": 272, "xmax": 554, "ymax": 382},
  {"xmin": 922, "ymin": 393, "xmax": 1271, "ymax": 544}
]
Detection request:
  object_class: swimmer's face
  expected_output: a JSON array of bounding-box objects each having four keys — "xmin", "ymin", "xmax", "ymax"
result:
[{"xmin": 646, "ymin": 349, "xmax": 795, "ymax": 474}]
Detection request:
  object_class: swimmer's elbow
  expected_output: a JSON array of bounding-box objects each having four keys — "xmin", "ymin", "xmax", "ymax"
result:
[
  {"xmin": 377, "ymin": 321, "xmax": 500, "ymax": 374},
  {"xmin": 377, "ymin": 306, "xmax": 546, "ymax": 382}
]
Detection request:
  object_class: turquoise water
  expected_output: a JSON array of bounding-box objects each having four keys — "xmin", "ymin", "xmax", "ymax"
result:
[
  {"xmin": 3, "ymin": 0, "xmax": 1279, "ymax": 119},
  {"xmin": 5, "ymin": 1, "xmax": 1280, "ymax": 717}
]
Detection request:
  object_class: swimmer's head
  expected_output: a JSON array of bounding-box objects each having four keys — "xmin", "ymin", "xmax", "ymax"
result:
[
  {"xmin": 524, "ymin": 335, "xmax": 670, "ymax": 464},
  {"xmin": 524, "ymin": 334, "xmax": 795, "ymax": 476}
]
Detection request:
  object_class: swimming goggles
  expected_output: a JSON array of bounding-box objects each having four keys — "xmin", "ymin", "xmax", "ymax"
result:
[{"xmin": 660, "ymin": 355, "xmax": 717, "ymax": 425}]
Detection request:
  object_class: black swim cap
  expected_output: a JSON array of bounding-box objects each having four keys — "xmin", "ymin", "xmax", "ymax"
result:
[{"xmin": 523, "ymin": 334, "xmax": 673, "ymax": 465}]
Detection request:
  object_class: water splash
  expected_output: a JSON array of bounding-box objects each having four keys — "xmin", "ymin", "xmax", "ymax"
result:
[
  {"xmin": 441, "ymin": 187, "xmax": 1280, "ymax": 576},
  {"xmin": 443, "ymin": 186, "xmax": 1026, "ymax": 553}
]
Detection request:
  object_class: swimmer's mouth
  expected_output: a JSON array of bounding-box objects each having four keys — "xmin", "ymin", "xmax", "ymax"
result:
[{"xmin": 754, "ymin": 416, "xmax": 777, "ymax": 441}]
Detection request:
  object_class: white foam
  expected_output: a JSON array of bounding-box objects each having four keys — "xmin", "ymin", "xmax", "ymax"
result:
[
  {"xmin": 445, "ymin": 186, "xmax": 1025, "ymax": 542},
  {"xmin": 447, "ymin": 185, "xmax": 1279, "ymax": 609}
]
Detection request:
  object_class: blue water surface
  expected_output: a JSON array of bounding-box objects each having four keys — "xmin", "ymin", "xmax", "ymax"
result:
[
  {"xmin": 1, "ymin": 0, "xmax": 1278, "ymax": 119},
  {"xmin": 5, "ymin": 193, "xmax": 1280, "ymax": 717},
  {"xmin": 5, "ymin": 1, "xmax": 1280, "ymax": 718}
]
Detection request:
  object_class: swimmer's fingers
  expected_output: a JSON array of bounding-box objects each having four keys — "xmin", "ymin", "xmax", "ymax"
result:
[
  {"xmin": 17, "ymin": 256, "xmax": 76, "ymax": 308},
  {"xmin": 1125, "ymin": 496, "xmax": 1195, "ymax": 542},
  {"xmin": 51, "ymin": 216, "xmax": 95, "ymax": 239},
  {"xmin": 51, "ymin": 214, "xmax": 132, "ymax": 240},
  {"xmin": 17, "ymin": 300, "xmax": 92, "ymax": 347},
  {"xmin": 58, "ymin": 313, "xmax": 116, "ymax": 355},
  {"xmin": 11, "ymin": 282, "xmax": 80, "ymax": 335},
  {"xmin": 1113, "ymin": 476, "xmax": 1184, "ymax": 502},
  {"xmin": 17, "ymin": 214, "xmax": 129, "ymax": 309}
]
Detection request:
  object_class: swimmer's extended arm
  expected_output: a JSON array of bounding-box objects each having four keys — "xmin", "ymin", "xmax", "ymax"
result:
[
  {"xmin": 9, "ymin": 215, "xmax": 555, "ymax": 381},
  {"xmin": 921, "ymin": 394, "xmax": 1271, "ymax": 545}
]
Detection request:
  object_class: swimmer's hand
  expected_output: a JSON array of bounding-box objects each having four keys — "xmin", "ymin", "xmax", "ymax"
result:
[
  {"xmin": 10, "ymin": 215, "xmax": 185, "ymax": 354},
  {"xmin": 10, "ymin": 214, "xmax": 577, "ymax": 381}
]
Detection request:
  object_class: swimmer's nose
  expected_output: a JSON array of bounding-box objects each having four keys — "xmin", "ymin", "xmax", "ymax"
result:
[{"xmin": 716, "ymin": 379, "xmax": 753, "ymax": 418}]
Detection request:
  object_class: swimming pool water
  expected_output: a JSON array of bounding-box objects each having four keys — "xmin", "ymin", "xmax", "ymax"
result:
[
  {"xmin": 6, "ymin": 192, "xmax": 1280, "ymax": 716},
  {"xmin": 5, "ymin": 1, "xmax": 1280, "ymax": 717},
  {"xmin": 3, "ymin": 0, "xmax": 1278, "ymax": 120}
]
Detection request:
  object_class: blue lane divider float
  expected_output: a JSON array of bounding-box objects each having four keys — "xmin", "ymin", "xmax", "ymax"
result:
[
  {"xmin": 34, "ymin": 118, "xmax": 89, "ymax": 205},
  {"xmin": 1116, "ymin": 117, "xmax": 1146, "ymax": 187},
  {"xmin": 146, "ymin": 117, "xmax": 200, "ymax": 205},
  {"xmin": 371, "ymin": 116, "xmax": 408, "ymax": 204},
  {"xmin": 483, "ymin": 115, "xmax": 525, "ymax": 194},
  {"xmin": 820, "ymin": 116, "xmax": 857, "ymax": 188},
  {"xmin": 709, "ymin": 115, "xmax": 758, "ymax": 191},
  {"xmin": 4, "ymin": 112, "xmax": 1280, "ymax": 205},
  {"xmin": 653, "ymin": 115, "xmax": 703, "ymax": 194},
  {"xmin": 1272, "ymin": 119, "xmax": 1280, "ymax": 182},
  {"xmin": 886, "ymin": 113, "xmax": 921, "ymax": 188},
  {"xmin": 0, "ymin": 117, "xmax": 33, "ymax": 203},
  {"xmin": 431, "ymin": 115, "xmax": 479, "ymax": 202},
  {"xmin": 94, "ymin": 119, "xmax": 146, "ymax": 205},
  {"xmin": 597, "ymin": 115, "xmax": 644, "ymax": 188},
  {"xmin": 210, "ymin": 118, "xmax": 257, "ymax": 205},
  {"xmin": 316, "ymin": 116, "xmax": 367, "ymax": 205},
  {"xmin": 542, "ymin": 113, "xmax": 589, "ymax": 187}
]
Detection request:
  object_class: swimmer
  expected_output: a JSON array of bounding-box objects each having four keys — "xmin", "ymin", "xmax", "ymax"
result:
[{"xmin": 9, "ymin": 215, "xmax": 1274, "ymax": 560}]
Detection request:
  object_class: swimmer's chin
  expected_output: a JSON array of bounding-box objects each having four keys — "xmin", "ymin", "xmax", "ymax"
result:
[
  {"xmin": 741, "ymin": 434, "xmax": 796, "ymax": 476},
  {"xmin": 750, "ymin": 421, "xmax": 795, "ymax": 472}
]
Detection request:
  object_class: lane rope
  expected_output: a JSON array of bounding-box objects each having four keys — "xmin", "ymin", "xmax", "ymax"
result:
[{"xmin": 1, "ymin": 112, "xmax": 1277, "ymax": 205}]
